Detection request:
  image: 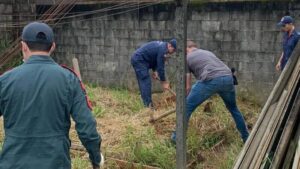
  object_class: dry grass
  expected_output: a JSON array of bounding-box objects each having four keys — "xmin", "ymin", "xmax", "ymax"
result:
[{"xmin": 0, "ymin": 85, "xmax": 261, "ymax": 169}]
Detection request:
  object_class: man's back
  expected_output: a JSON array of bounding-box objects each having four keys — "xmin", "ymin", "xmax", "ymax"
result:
[
  {"xmin": 132, "ymin": 41, "xmax": 167, "ymax": 68},
  {"xmin": 187, "ymin": 49, "xmax": 231, "ymax": 81},
  {"xmin": 1, "ymin": 56, "xmax": 72, "ymax": 137},
  {"xmin": 0, "ymin": 55, "xmax": 100, "ymax": 169}
]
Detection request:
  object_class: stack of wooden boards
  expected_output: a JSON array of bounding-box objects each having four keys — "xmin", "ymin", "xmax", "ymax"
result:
[{"xmin": 233, "ymin": 43, "xmax": 300, "ymax": 169}]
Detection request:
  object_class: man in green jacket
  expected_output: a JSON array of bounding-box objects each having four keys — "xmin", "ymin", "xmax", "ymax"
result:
[{"xmin": 0, "ymin": 22, "xmax": 103, "ymax": 169}]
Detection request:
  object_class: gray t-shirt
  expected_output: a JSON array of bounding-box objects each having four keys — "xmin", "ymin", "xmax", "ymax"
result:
[{"xmin": 187, "ymin": 48, "xmax": 232, "ymax": 81}]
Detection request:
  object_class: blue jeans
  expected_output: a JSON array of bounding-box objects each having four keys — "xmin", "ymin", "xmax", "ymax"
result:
[
  {"xmin": 131, "ymin": 57, "xmax": 152, "ymax": 107},
  {"xmin": 183, "ymin": 75, "xmax": 249, "ymax": 142}
]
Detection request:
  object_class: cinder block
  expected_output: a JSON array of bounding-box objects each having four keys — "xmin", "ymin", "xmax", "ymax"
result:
[
  {"xmin": 150, "ymin": 21, "xmax": 166, "ymax": 30},
  {"xmin": 262, "ymin": 31, "xmax": 276, "ymax": 42},
  {"xmin": 0, "ymin": 3, "xmax": 8, "ymax": 13},
  {"xmin": 136, "ymin": 21, "xmax": 149, "ymax": 29},
  {"xmin": 157, "ymin": 12, "xmax": 169, "ymax": 21},
  {"xmin": 129, "ymin": 30, "xmax": 144, "ymax": 39},
  {"xmin": 240, "ymin": 41, "xmax": 261, "ymax": 51},
  {"xmin": 218, "ymin": 11, "xmax": 230, "ymax": 22},
  {"xmin": 192, "ymin": 11, "xmax": 210, "ymax": 21},
  {"xmin": 221, "ymin": 41, "xmax": 241, "ymax": 51},
  {"xmin": 141, "ymin": 13, "xmax": 153, "ymax": 21},
  {"xmin": 201, "ymin": 21, "xmax": 221, "ymax": 31},
  {"xmin": 223, "ymin": 31, "xmax": 233, "ymax": 41},
  {"xmin": 228, "ymin": 20, "xmax": 240, "ymax": 31},
  {"xmin": 149, "ymin": 30, "xmax": 161, "ymax": 40},
  {"xmin": 201, "ymin": 31, "xmax": 216, "ymax": 41}
]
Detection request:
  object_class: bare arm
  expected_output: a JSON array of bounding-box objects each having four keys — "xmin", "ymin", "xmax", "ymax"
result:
[
  {"xmin": 276, "ymin": 52, "xmax": 283, "ymax": 71},
  {"xmin": 186, "ymin": 73, "xmax": 192, "ymax": 95}
]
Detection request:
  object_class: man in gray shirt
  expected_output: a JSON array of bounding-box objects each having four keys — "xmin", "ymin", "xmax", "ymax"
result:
[{"xmin": 171, "ymin": 41, "xmax": 249, "ymax": 143}]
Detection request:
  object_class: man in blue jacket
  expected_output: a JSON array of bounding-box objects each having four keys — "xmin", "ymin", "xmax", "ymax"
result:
[
  {"xmin": 0, "ymin": 22, "xmax": 103, "ymax": 169},
  {"xmin": 131, "ymin": 39, "xmax": 176, "ymax": 109},
  {"xmin": 276, "ymin": 16, "xmax": 300, "ymax": 71}
]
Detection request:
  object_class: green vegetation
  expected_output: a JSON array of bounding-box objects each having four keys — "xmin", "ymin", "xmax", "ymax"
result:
[
  {"xmin": 122, "ymin": 126, "xmax": 176, "ymax": 168},
  {"xmin": 84, "ymin": 85, "xmax": 260, "ymax": 168},
  {"xmin": 110, "ymin": 88, "xmax": 144, "ymax": 114},
  {"xmin": 0, "ymin": 84, "xmax": 261, "ymax": 169},
  {"xmin": 72, "ymin": 153, "xmax": 90, "ymax": 169}
]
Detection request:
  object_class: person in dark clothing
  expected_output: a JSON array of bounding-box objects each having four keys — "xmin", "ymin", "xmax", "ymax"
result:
[
  {"xmin": 131, "ymin": 39, "xmax": 176, "ymax": 108},
  {"xmin": 231, "ymin": 67, "xmax": 238, "ymax": 85},
  {"xmin": 276, "ymin": 16, "xmax": 300, "ymax": 71},
  {"xmin": 0, "ymin": 22, "xmax": 103, "ymax": 169}
]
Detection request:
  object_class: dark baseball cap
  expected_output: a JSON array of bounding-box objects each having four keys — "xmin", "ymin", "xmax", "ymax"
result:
[
  {"xmin": 277, "ymin": 16, "xmax": 294, "ymax": 27},
  {"xmin": 169, "ymin": 39, "xmax": 177, "ymax": 50},
  {"xmin": 22, "ymin": 22, "xmax": 54, "ymax": 44}
]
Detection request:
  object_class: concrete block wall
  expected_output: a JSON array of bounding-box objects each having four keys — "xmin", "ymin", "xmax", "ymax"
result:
[
  {"xmin": 0, "ymin": 1, "xmax": 14, "ymax": 42},
  {"xmin": 53, "ymin": 1, "xmax": 300, "ymax": 104},
  {"xmin": 0, "ymin": 0, "xmax": 35, "ymax": 45},
  {"xmin": 54, "ymin": 4, "xmax": 176, "ymax": 90},
  {"xmin": 187, "ymin": 2, "xmax": 300, "ymax": 103}
]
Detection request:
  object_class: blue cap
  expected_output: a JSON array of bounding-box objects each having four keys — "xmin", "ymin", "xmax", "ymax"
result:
[
  {"xmin": 277, "ymin": 16, "xmax": 294, "ymax": 27},
  {"xmin": 169, "ymin": 39, "xmax": 177, "ymax": 50},
  {"xmin": 22, "ymin": 22, "xmax": 54, "ymax": 44}
]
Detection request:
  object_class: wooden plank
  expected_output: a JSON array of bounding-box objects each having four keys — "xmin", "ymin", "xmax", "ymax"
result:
[
  {"xmin": 250, "ymin": 91, "xmax": 288, "ymax": 169},
  {"xmin": 282, "ymin": 123, "xmax": 300, "ymax": 169},
  {"xmin": 234, "ymin": 42, "xmax": 300, "ymax": 169},
  {"xmin": 292, "ymin": 138, "xmax": 300, "ymax": 169},
  {"xmin": 236, "ymin": 103, "xmax": 277, "ymax": 169},
  {"xmin": 256, "ymin": 62, "xmax": 300, "ymax": 168},
  {"xmin": 260, "ymin": 78, "xmax": 300, "ymax": 168},
  {"xmin": 72, "ymin": 57, "xmax": 82, "ymax": 81},
  {"xmin": 270, "ymin": 80, "xmax": 300, "ymax": 168},
  {"xmin": 259, "ymin": 60, "xmax": 300, "ymax": 168}
]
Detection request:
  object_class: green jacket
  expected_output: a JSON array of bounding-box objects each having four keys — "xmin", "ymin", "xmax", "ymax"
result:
[{"xmin": 0, "ymin": 55, "xmax": 101, "ymax": 169}]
